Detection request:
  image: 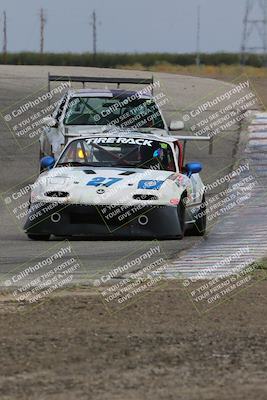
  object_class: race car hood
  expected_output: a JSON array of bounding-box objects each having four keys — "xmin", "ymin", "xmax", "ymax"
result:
[{"xmin": 31, "ymin": 166, "xmax": 190, "ymax": 207}]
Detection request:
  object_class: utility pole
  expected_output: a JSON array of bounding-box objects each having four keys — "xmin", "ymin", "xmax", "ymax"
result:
[
  {"xmin": 40, "ymin": 8, "xmax": 46, "ymax": 54},
  {"xmin": 240, "ymin": 0, "xmax": 267, "ymax": 66},
  {"xmin": 91, "ymin": 10, "xmax": 97, "ymax": 57},
  {"xmin": 196, "ymin": 5, "xmax": 201, "ymax": 67},
  {"xmin": 3, "ymin": 11, "xmax": 7, "ymax": 64}
]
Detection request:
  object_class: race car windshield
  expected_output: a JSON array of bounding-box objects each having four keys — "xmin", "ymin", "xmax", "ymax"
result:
[
  {"xmin": 57, "ymin": 137, "xmax": 175, "ymax": 171},
  {"xmin": 63, "ymin": 96, "xmax": 165, "ymax": 129}
]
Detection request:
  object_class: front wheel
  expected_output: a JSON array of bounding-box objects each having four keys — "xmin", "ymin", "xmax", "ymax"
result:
[
  {"xmin": 27, "ymin": 234, "xmax": 51, "ymax": 241},
  {"xmin": 177, "ymin": 199, "xmax": 186, "ymax": 239},
  {"xmin": 187, "ymin": 195, "xmax": 206, "ymax": 236}
]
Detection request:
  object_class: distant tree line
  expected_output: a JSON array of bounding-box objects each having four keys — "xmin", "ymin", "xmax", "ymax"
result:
[{"xmin": 1, "ymin": 52, "xmax": 266, "ymax": 68}]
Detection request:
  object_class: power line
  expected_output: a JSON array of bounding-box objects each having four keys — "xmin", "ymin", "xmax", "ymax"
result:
[
  {"xmin": 240, "ymin": 0, "xmax": 267, "ymax": 66},
  {"xmin": 196, "ymin": 5, "xmax": 201, "ymax": 67},
  {"xmin": 40, "ymin": 8, "xmax": 47, "ymax": 54},
  {"xmin": 90, "ymin": 10, "xmax": 98, "ymax": 57},
  {"xmin": 3, "ymin": 11, "xmax": 7, "ymax": 63}
]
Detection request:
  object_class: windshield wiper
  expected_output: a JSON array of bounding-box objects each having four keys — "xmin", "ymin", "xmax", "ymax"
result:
[{"xmin": 56, "ymin": 161, "xmax": 94, "ymax": 167}]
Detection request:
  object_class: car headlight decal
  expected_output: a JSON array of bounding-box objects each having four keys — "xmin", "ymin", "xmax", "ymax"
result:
[{"xmin": 137, "ymin": 180, "xmax": 164, "ymax": 190}]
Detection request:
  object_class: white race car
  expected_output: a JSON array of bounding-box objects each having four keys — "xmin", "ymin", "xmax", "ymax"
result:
[
  {"xmin": 40, "ymin": 75, "xmax": 184, "ymax": 161},
  {"xmin": 24, "ymin": 131, "xmax": 207, "ymax": 240}
]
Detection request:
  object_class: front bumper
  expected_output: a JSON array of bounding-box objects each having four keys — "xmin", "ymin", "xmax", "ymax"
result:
[{"xmin": 24, "ymin": 202, "xmax": 183, "ymax": 239}]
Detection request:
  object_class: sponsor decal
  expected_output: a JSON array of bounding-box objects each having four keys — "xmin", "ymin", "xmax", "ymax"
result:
[
  {"xmin": 138, "ymin": 180, "xmax": 164, "ymax": 190},
  {"xmin": 170, "ymin": 198, "xmax": 180, "ymax": 205},
  {"xmin": 86, "ymin": 137, "xmax": 153, "ymax": 147}
]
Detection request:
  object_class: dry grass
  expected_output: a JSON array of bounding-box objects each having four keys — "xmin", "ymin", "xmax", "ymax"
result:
[
  {"xmin": 118, "ymin": 63, "xmax": 267, "ymax": 79},
  {"xmin": 118, "ymin": 63, "xmax": 267, "ymax": 108}
]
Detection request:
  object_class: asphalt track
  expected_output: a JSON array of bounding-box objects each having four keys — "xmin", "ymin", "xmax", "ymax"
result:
[{"xmin": 0, "ymin": 65, "xmax": 249, "ymax": 285}]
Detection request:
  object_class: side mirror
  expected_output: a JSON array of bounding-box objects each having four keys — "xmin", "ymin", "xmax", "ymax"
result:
[
  {"xmin": 185, "ymin": 162, "xmax": 202, "ymax": 177},
  {"xmin": 169, "ymin": 120, "xmax": 185, "ymax": 131},
  {"xmin": 40, "ymin": 156, "xmax": 55, "ymax": 170},
  {"xmin": 42, "ymin": 116, "xmax": 58, "ymax": 127}
]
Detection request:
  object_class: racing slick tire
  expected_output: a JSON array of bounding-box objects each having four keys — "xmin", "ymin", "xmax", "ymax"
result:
[
  {"xmin": 187, "ymin": 195, "xmax": 206, "ymax": 236},
  {"xmin": 27, "ymin": 234, "xmax": 51, "ymax": 241}
]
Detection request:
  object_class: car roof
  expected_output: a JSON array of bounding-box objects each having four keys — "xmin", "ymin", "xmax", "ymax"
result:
[{"xmin": 67, "ymin": 88, "xmax": 152, "ymax": 99}]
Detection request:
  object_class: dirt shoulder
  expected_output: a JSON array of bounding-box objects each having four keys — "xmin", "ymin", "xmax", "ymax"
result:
[{"xmin": 1, "ymin": 274, "xmax": 267, "ymax": 400}]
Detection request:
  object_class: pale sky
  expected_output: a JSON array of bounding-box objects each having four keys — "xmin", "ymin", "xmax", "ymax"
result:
[{"xmin": 0, "ymin": 0, "xmax": 264, "ymax": 54}]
